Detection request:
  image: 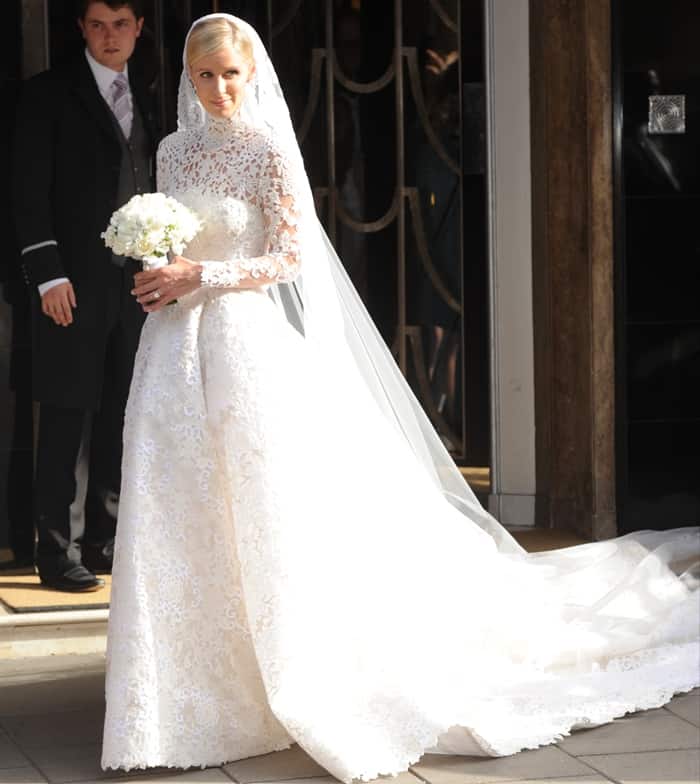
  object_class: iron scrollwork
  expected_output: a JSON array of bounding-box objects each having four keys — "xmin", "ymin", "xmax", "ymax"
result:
[{"xmin": 266, "ymin": 0, "xmax": 484, "ymax": 464}]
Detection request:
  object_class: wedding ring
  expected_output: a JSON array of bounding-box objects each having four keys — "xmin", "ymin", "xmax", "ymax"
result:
[{"xmin": 152, "ymin": 290, "xmax": 161, "ymax": 300}]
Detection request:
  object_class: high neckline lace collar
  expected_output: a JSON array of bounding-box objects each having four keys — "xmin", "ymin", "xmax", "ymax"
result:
[{"xmin": 204, "ymin": 111, "xmax": 245, "ymax": 139}]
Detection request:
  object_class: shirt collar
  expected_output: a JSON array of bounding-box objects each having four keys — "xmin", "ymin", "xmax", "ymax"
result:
[{"xmin": 84, "ymin": 48, "xmax": 130, "ymax": 100}]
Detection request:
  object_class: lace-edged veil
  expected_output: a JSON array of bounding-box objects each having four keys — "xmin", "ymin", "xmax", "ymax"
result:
[{"xmin": 178, "ymin": 13, "xmax": 519, "ymax": 553}]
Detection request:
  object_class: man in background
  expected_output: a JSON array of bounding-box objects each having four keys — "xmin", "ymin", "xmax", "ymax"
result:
[{"xmin": 12, "ymin": 0, "xmax": 157, "ymax": 591}]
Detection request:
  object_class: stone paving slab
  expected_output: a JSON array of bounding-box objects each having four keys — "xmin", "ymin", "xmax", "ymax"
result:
[
  {"xmin": 578, "ymin": 748, "xmax": 700, "ymax": 784},
  {"xmin": 224, "ymin": 746, "xmax": 328, "ymax": 784},
  {"xmin": 0, "ymin": 673, "xmax": 105, "ymax": 718},
  {"xmin": 127, "ymin": 771, "xmax": 233, "ymax": 783},
  {"xmin": 557, "ymin": 709, "xmax": 700, "ymax": 755},
  {"xmin": 222, "ymin": 749, "xmax": 437, "ymax": 783},
  {"xmin": 0, "ymin": 766, "xmax": 49, "ymax": 783},
  {"xmin": 1, "ymin": 709, "xmax": 105, "ymax": 751},
  {"xmin": 410, "ymin": 747, "xmax": 597, "ymax": 784},
  {"xmin": 466, "ymin": 778, "xmax": 609, "ymax": 784},
  {"xmin": 0, "ymin": 657, "xmax": 698, "ymax": 784},
  {"xmin": 664, "ymin": 690, "xmax": 700, "ymax": 728},
  {"xmin": 232, "ymin": 779, "xmax": 338, "ymax": 784},
  {"xmin": 223, "ymin": 747, "xmax": 328, "ymax": 782},
  {"xmin": 17, "ymin": 743, "xmax": 167, "ymax": 784},
  {"xmin": 0, "ymin": 732, "xmax": 33, "ymax": 769}
]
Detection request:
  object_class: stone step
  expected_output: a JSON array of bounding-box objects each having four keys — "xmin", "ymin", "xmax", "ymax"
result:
[{"xmin": 0, "ymin": 609, "xmax": 107, "ymax": 660}]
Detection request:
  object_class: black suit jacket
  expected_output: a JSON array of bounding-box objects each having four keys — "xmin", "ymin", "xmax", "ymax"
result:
[{"xmin": 12, "ymin": 55, "xmax": 158, "ymax": 409}]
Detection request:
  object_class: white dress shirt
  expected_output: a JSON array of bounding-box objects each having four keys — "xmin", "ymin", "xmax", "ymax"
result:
[{"xmin": 38, "ymin": 51, "xmax": 132, "ymax": 297}]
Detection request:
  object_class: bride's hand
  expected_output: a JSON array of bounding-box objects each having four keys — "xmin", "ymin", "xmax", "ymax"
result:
[{"xmin": 132, "ymin": 256, "xmax": 203, "ymax": 312}]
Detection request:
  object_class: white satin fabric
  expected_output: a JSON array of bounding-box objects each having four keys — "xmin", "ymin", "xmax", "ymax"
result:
[{"xmin": 102, "ymin": 13, "xmax": 700, "ymax": 784}]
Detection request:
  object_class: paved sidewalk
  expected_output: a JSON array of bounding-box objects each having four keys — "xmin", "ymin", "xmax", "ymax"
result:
[{"xmin": 0, "ymin": 654, "xmax": 698, "ymax": 784}]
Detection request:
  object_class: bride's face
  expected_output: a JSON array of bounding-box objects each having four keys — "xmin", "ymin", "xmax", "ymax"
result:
[{"xmin": 190, "ymin": 43, "xmax": 255, "ymax": 120}]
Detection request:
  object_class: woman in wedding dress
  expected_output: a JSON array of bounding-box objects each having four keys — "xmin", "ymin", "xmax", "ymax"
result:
[{"xmin": 102, "ymin": 13, "xmax": 699, "ymax": 783}]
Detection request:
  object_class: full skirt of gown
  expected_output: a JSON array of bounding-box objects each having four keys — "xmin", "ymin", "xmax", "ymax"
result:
[{"xmin": 102, "ymin": 284, "xmax": 700, "ymax": 782}]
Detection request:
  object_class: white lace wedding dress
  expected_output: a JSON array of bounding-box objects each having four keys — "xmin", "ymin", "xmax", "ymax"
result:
[{"xmin": 102, "ymin": 112, "xmax": 699, "ymax": 782}]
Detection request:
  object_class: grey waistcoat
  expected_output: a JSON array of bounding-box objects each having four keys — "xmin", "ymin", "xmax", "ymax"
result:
[{"xmin": 110, "ymin": 100, "xmax": 152, "ymax": 267}]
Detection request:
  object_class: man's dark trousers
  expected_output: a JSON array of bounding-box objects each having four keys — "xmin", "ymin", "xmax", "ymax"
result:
[{"xmin": 34, "ymin": 262, "xmax": 143, "ymax": 577}]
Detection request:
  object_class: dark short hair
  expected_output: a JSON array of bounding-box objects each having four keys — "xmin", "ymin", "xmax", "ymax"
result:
[{"xmin": 77, "ymin": 0, "xmax": 144, "ymax": 19}]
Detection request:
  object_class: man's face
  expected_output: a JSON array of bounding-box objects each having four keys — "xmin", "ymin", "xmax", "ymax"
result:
[{"xmin": 79, "ymin": 2, "xmax": 144, "ymax": 72}]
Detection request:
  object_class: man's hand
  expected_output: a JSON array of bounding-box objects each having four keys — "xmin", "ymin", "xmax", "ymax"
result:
[
  {"xmin": 41, "ymin": 282, "xmax": 77, "ymax": 326},
  {"xmin": 132, "ymin": 256, "xmax": 203, "ymax": 312}
]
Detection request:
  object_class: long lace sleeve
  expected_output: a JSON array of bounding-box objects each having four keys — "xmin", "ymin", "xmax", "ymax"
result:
[
  {"xmin": 156, "ymin": 137, "xmax": 173, "ymax": 195},
  {"xmin": 199, "ymin": 139, "xmax": 302, "ymax": 289}
]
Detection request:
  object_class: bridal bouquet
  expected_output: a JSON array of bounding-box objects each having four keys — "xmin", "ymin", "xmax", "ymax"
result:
[{"xmin": 101, "ymin": 193, "xmax": 202, "ymax": 270}]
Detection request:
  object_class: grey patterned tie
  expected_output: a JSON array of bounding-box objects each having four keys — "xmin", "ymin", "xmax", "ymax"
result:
[{"xmin": 109, "ymin": 72, "xmax": 132, "ymax": 139}]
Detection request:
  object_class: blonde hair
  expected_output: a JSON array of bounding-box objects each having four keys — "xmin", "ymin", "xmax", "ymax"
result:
[{"xmin": 186, "ymin": 18, "xmax": 254, "ymax": 66}]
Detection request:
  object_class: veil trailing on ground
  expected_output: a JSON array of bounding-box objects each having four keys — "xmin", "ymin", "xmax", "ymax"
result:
[{"xmin": 178, "ymin": 13, "xmax": 520, "ymax": 552}]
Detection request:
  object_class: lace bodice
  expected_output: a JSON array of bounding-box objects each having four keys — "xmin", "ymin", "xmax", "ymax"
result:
[{"xmin": 156, "ymin": 115, "xmax": 302, "ymax": 288}]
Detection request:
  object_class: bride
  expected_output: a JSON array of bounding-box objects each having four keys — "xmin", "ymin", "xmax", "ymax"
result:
[{"xmin": 101, "ymin": 13, "xmax": 699, "ymax": 783}]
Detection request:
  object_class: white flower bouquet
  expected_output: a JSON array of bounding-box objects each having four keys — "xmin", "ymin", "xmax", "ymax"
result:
[{"xmin": 101, "ymin": 192, "xmax": 202, "ymax": 270}]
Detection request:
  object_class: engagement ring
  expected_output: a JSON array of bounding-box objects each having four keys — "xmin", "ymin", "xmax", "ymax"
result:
[{"xmin": 153, "ymin": 290, "xmax": 161, "ymax": 300}]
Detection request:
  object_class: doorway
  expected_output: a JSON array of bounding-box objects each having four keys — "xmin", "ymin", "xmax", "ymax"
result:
[{"xmin": 613, "ymin": 0, "xmax": 700, "ymax": 531}]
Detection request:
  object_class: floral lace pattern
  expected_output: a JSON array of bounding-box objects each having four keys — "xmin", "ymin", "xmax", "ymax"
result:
[
  {"xmin": 103, "ymin": 112, "xmax": 700, "ymax": 782},
  {"xmin": 157, "ymin": 115, "xmax": 302, "ymax": 289}
]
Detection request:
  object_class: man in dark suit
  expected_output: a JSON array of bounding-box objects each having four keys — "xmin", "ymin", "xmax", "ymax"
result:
[{"xmin": 12, "ymin": 0, "xmax": 157, "ymax": 591}]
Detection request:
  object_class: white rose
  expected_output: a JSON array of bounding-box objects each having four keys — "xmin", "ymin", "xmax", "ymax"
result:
[
  {"xmin": 111, "ymin": 238, "xmax": 127, "ymax": 256},
  {"xmin": 135, "ymin": 235, "xmax": 156, "ymax": 257}
]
